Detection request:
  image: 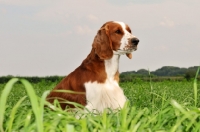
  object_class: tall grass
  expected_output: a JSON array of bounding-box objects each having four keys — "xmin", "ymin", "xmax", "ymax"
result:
[
  {"xmin": 194, "ymin": 67, "xmax": 200, "ymax": 107},
  {"xmin": 0, "ymin": 78, "xmax": 46, "ymax": 132},
  {"xmin": 0, "ymin": 72, "xmax": 200, "ymax": 131}
]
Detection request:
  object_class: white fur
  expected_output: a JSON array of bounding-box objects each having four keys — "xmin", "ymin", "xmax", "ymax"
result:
[
  {"xmin": 84, "ymin": 55, "xmax": 126, "ymax": 112},
  {"xmin": 114, "ymin": 21, "xmax": 135, "ymax": 50}
]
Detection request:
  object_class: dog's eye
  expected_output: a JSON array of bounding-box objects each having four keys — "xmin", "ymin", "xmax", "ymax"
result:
[{"xmin": 115, "ymin": 30, "xmax": 121, "ymax": 34}]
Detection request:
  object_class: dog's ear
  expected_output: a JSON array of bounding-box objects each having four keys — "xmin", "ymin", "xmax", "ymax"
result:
[{"xmin": 92, "ymin": 24, "xmax": 113, "ymax": 60}]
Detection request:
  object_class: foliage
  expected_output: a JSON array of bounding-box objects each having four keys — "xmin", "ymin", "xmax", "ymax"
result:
[
  {"xmin": 0, "ymin": 77, "xmax": 200, "ymax": 131},
  {"xmin": 1, "ymin": 66, "xmax": 199, "ymax": 84},
  {"xmin": 152, "ymin": 66, "xmax": 186, "ymax": 76},
  {"xmin": 184, "ymin": 70, "xmax": 197, "ymax": 81},
  {"xmin": 120, "ymin": 66, "xmax": 200, "ymax": 82},
  {"xmin": 0, "ymin": 76, "xmax": 64, "ymax": 84},
  {"xmin": 121, "ymin": 66, "xmax": 200, "ymax": 77}
]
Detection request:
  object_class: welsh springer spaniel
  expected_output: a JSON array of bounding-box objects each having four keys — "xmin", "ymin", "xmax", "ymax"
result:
[{"xmin": 47, "ymin": 21, "xmax": 139, "ymax": 112}]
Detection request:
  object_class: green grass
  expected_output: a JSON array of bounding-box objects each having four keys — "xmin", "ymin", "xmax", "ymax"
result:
[{"xmin": 0, "ymin": 78, "xmax": 200, "ymax": 131}]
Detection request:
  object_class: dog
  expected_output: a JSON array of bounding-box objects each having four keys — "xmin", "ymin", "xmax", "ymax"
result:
[{"xmin": 47, "ymin": 21, "xmax": 139, "ymax": 112}]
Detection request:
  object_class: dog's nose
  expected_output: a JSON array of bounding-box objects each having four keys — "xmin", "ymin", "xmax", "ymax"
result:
[{"xmin": 131, "ymin": 38, "xmax": 139, "ymax": 46}]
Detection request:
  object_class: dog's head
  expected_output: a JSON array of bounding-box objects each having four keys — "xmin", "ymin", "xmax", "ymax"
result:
[{"xmin": 92, "ymin": 21, "xmax": 139, "ymax": 59}]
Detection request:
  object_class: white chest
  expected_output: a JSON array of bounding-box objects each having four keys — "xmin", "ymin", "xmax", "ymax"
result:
[
  {"xmin": 84, "ymin": 55, "xmax": 126, "ymax": 112},
  {"xmin": 84, "ymin": 79, "xmax": 126, "ymax": 112}
]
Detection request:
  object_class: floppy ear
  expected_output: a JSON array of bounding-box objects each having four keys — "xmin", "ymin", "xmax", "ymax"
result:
[{"xmin": 92, "ymin": 25, "xmax": 113, "ymax": 60}]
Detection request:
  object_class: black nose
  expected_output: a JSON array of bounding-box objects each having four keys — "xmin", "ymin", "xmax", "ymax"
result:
[{"xmin": 131, "ymin": 38, "xmax": 139, "ymax": 46}]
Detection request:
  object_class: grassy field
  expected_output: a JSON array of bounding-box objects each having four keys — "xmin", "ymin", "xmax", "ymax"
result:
[{"xmin": 0, "ymin": 77, "xmax": 200, "ymax": 131}]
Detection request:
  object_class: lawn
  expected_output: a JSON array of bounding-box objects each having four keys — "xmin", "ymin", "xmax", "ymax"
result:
[{"xmin": 0, "ymin": 77, "xmax": 200, "ymax": 131}]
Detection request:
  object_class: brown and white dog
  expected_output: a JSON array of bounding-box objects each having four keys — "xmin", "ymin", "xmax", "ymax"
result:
[{"xmin": 47, "ymin": 21, "xmax": 139, "ymax": 112}]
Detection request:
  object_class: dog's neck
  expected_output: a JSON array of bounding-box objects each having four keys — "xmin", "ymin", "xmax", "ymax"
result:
[
  {"xmin": 83, "ymin": 49, "xmax": 120, "ymax": 80},
  {"xmin": 104, "ymin": 54, "xmax": 120, "ymax": 79}
]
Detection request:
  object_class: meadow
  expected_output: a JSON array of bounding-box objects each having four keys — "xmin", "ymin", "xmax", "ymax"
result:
[{"xmin": 0, "ymin": 75, "xmax": 200, "ymax": 131}]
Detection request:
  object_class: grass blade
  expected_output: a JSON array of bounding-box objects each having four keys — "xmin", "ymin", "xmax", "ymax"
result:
[
  {"xmin": 7, "ymin": 96, "xmax": 27, "ymax": 132},
  {"xmin": 0, "ymin": 78, "xmax": 19, "ymax": 132},
  {"xmin": 19, "ymin": 79, "xmax": 43, "ymax": 132},
  {"xmin": 193, "ymin": 66, "xmax": 199, "ymax": 107}
]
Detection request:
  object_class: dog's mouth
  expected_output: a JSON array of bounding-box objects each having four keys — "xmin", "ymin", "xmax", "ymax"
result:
[
  {"xmin": 113, "ymin": 47, "xmax": 137, "ymax": 59},
  {"xmin": 116, "ymin": 48, "xmax": 136, "ymax": 54}
]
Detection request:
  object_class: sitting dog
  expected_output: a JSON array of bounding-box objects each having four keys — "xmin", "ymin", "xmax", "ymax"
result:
[{"xmin": 47, "ymin": 21, "xmax": 139, "ymax": 112}]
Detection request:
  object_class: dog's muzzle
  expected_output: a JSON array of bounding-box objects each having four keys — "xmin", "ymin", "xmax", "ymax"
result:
[{"xmin": 131, "ymin": 37, "xmax": 139, "ymax": 46}]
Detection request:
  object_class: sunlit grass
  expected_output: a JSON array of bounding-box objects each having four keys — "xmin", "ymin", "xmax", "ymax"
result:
[{"xmin": 0, "ymin": 73, "xmax": 200, "ymax": 131}]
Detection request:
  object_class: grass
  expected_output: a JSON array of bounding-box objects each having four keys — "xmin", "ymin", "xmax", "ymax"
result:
[{"xmin": 0, "ymin": 76, "xmax": 200, "ymax": 131}]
